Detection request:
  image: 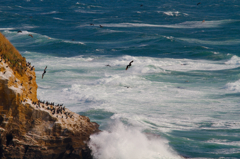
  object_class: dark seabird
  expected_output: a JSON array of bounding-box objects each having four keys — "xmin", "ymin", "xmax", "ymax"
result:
[
  {"xmin": 90, "ymin": 23, "xmax": 94, "ymax": 26},
  {"xmin": 42, "ymin": 66, "xmax": 47, "ymax": 79},
  {"xmin": 197, "ymin": 2, "xmax": 201, "ymax": 5},
  {"xmin": 140, "ymin": 4, "xmax": 143, "ymax": 7},
  {"xmin": 18, "ymin": 30, "xmax": 22, "ymax": 33},
  {"xmin": 106, "ymin": 64, "xmax": 111, "ymax": 67},
  {"xmin": 28, "ymin": 34, "xmax": 33, "ymax": 38},
  {"xmin": 126, "ymin": 60, "xmax": 134, "ymax": 70},
  {"xmin": 100, "ymin": 25, "xmax": 103, "ymax": 28}
]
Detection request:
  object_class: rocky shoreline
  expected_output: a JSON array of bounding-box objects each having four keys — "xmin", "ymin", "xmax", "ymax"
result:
[{"xmin": 0, "ymin": 32, "xmax": 100, "ymax": 159}]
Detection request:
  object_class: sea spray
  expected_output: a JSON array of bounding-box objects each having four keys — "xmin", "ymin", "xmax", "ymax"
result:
[{"xmin": 88, "ymin": 120, "xmax": 182, "ymax": 159}]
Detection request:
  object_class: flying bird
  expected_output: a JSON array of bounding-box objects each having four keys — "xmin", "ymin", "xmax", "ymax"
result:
[
  {"xmin": 126, "ymin": 60, "xmax": 133, "ymax": 70},
  {"xmin": 105, "ymin": 64, "xmax": 111, "ymax": 67},
  {"xmin": 18, "ymin": 30, "xmax": 22, "ymax": 33},
  {"xmin": 42, "ymin": 66, "xmax": 47, "ymax": 79},
  {"xmin": 28, "ymin": 34, "xmax": 33, "ymax": 38},
  {"xmin": 100, "ymin": 25, "xmax": 103, "ymax": 28},
  {"xmin": 197, "ymin": 2, "xmax": 201, "ymax": 5}
]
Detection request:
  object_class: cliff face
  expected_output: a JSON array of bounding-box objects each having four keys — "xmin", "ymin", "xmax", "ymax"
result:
[{"xmin": 0, "ymin": 33, "xmax": 99, "ymax": 159}]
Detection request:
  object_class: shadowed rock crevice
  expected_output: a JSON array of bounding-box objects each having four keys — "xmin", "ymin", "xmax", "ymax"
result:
[{"xmin": 6, "ymin": 133, "xmax": 13, "ymax": 146}]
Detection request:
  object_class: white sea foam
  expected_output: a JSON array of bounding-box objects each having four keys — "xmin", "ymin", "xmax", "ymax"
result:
[
  {"xmin": 0, "ymin": 28, "xmax": 15, "ymax": 31},
  {"xmin": 75, "ymin": 9, "xmax": 98, "ymax": 14},
  {"xmin": 40, "ymin": 11, "xmax": 59, "ymax": 15},
  {"xmin": 206, "ymin": 139, "xmax": 240, "ymax": 146},
  {"xmin": 63, "ymin": 40, "xmax": 85, "ymax": 45},
  {"xmin": 163, "ymin": 11, "xmax": 180, "ymax": 16},
  {"xmin": 225, "ymin": 55, "xmax": 240, "ymax": 65},
  {"xmin": 224, "ymin": 79, "xmax": 240, "ymax": 92},
  {"xmin": 99, "ymin": 20, "xmax": 235, "ymax": 29},
  {"xmin": 88, "ymin": 120, "xmax": 182, "ymax": 159},
  {"xmin": 178, "ymin": 38, "xmax": 240, "ymax": 45},
  {"xmin": 53, "ymin": 17, "xmax": 64, "ymax": 20}
]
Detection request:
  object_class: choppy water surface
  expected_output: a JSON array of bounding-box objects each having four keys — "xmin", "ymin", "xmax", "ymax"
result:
[{"xmin": 1, "ymin": 0, "xmax": 240, "ymax": 158}]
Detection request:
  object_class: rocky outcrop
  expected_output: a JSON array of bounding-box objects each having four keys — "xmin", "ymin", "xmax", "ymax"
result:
[{"xmin": 0, "ymin": 33, "xmax": 99, "ymax": 159}]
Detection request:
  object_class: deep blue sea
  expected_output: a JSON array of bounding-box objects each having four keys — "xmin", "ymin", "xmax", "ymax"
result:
[{"xmin": 1, "ymin": 0, "xmax": 240, "ymax": 158}]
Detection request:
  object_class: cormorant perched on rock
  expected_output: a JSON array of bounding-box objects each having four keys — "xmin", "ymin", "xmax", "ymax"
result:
[
  {"xmin": 28, "ymin": 34, "xmax": 33, "ymax": 38},
  {"xmin": 42, "ymin": 66, "xmax": 47, "ymax": 79},
  {"xmin": 126, "ymin": 60, "xmax": 133, "ymax": 70}
]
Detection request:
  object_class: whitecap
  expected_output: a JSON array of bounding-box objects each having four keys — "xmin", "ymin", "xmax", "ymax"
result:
[
  {"xmin": 223, "ymin": 79, "xmax": 240, "ymax": 92},
  {"xmin": 225, "ymin": 55, "xmax": 240, "ymax": 65},
  {"xmin": 163, "ymin": 11, "xmax": 180, "ymax": 16}
]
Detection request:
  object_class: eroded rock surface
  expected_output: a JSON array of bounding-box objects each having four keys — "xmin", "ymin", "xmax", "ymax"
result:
[{"xmin": 0, "ymin": 32, "xmax": 99, "ymax": 159}]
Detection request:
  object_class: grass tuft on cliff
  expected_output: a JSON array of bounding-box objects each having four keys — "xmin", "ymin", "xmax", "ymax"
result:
[{"xmin": 0, "ymin": 32, "xmax": 27, "ymax": 76}]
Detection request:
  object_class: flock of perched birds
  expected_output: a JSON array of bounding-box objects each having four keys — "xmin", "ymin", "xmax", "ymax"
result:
[{"xmin": 31, "ymin": 100, "xmax": 74, "ymax": 119}]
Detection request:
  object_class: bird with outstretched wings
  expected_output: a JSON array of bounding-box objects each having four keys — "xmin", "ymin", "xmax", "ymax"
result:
[
  {"xmin": 42, "ymin": 66, "xmax": 47, "ymax": 79},
  {"xmin": 126, "ymin": 60, "xmax": 133, "ymax": 70}
]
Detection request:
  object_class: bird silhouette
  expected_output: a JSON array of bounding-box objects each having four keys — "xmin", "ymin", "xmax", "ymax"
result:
[
  {"xmin": 42, "ymin": 66, "xmax": 47, "ymax": 79},
  {"xmin": 197, "ymin": 2, "xmax": 201, "ymax": 5},
  {"xmin": 28, "ymin": 34, "xmax": 33, "ymax": 38},
  {"xmin": 126, "ymin": 60, "xmax": 133, "ymax": 70}
]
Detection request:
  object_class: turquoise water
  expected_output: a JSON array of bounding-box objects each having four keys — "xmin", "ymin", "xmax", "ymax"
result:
[{"xmin": 1, "ymin": 0, "xmax": 240, "ymax": 158}]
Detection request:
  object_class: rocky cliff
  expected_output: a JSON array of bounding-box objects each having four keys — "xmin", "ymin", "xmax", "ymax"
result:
[{"xmin": 0, "ymin": 32, "xmax": 99, "ymax": 159}]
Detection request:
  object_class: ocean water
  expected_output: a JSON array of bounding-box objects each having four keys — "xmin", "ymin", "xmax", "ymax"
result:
[{"xmin": 1, "ymin": 0, "xmax": 240, "ymax": 158}]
